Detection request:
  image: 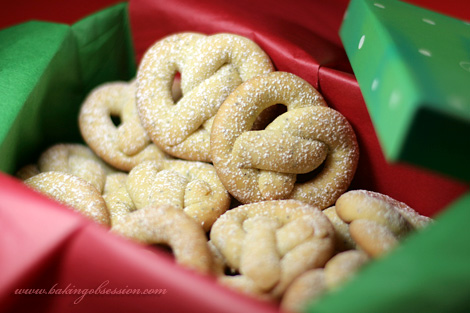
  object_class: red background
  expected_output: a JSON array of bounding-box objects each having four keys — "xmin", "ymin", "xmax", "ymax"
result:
[
  {"xmin": 1, "ymin": 0, "xmax": 468, "ymax": 216},
  {"xmin": 1, "ymin": 0, "xmax": 469, "ymax": 31}
]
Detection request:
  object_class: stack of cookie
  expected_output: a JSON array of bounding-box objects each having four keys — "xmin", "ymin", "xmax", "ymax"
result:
[
  {"xmin": 281, "ymin": 190, "xmax": 432, "ymax": 312},
  {"xmin": 17, "ymin": 32, "xmax": 432, "ymax": 313}
]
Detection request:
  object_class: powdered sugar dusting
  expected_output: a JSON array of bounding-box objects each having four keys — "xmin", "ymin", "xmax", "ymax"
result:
[
  {"xmin": 125, "ymin": 159, "xmax": 230, "ymax": 232},
  {"xmin": 211, "ymin": 72, "xmax": 358, "ymax": 208},
  {"xmin": 136, "ymin": 33, "xmax": 274, "ymax": 162},
  {"xmin": 111, "ymin": 205, "xmax": 213, "ymax": 274},
  {"xmin": 210, "ymin": 200, "xmax": 335, "ymax": 297},
  {"xmin": 24, "ymin": 171, "xmax": 110, "ymax": 226},
  {"xmin": 79, "ymin": 81, "xmax": 167, "ymax": 171}
]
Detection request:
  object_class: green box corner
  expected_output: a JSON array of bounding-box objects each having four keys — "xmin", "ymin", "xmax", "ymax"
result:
[
  {"xmin": 0, "ymin": 2, "xmax": 136, "ymax": 174},
  {"xmin": 340, "ymin": 0, "xmax": 470, "ymax": 181}
]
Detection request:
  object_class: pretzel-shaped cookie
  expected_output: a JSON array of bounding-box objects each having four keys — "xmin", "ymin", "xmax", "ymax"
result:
[
  {"xmin": 111, "ymin": 205, "xmax": 214, "ymax": 274},
  {"xmin": 136, "ymin": 32, "xmax": 274, "ymax": 162},
  {"xmin": 335, "ymin": 190, "xmax": 432, "ymax": 257},
  {"xmin": 79, "ymin": 80, "xmax": 167, "ymax": 172},
  {"xmin": 281, "ymin": 250, "xmax": 369, "ymax": 313},
  {"xmin": 280, "ymin": 269, "xmax": 326, "ymax": 313},
  {"xmin": 36, "ymin": 143, "xmax": 114, "ymax": 193},
  {"xmin": 210, "ymin": 200, "xmax": 335, "ymax": 298},
  {"xmin": 323, "ymin": 249, "xmax": 369, "ymax": 289},
  {"xmin": 210, "ymin": 71, "xmax": 359, "ymax": 209},
  {"xmin": 323, "ymin": 206, "xmax": 356, "ymax": 251},
  {"xmin": 126, "ymin": 159, "xmax": 230, "ymax": 232},
  {"xmin": 25, "ymin": 171, "xmax": 110, "ymax": 226},
  {"xmin": 348, "ymin": 219, "xmax": 399, "ymax": 258}
]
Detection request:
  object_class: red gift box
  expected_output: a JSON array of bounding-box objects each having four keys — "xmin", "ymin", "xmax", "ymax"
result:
[{"xmin": 1, "ymin": 0, "xmax": 469, "ymax": 312}]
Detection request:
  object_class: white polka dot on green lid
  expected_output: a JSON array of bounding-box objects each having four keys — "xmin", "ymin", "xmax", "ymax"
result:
[
  {"xmin": 371, "ymin": 79, "xmax": 379, "ymax": 91},
  {"xmin": 358, "ymin": 35, "xmax": 365, "ymax": 49},
  {"xmin": 389, "ymin": 90, "xmax": 401, "ymax": 109},
  {"xmin": 460, "ymin": 61, "xmax": 470, "ymax": 72},
  {"xmin": 422, "ymin": 18, "xmax": 436, "ymax": 25},
  {"xmin": 419, "ymin": 49, "xmax": 432, "ymax": 57},
  {"xmin": 374, "ymin": 3, "xmax": 385, "ymax": 9}
]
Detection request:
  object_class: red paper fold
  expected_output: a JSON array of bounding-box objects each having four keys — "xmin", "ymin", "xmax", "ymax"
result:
[
  {"xmin": 129, "ymin": 0, "xmax": 468, "ymax": 217},
  {"xmin": 0, "ymin": 173, "xmax": 278, "ymax": 313},
  {"xmin": 130, "ymin": 0, "xmax": 352, "ymax": 89}
]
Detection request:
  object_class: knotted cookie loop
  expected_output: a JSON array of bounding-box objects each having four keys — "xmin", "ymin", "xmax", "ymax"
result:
[
  {"xmin": 210, "ymin": 200, "xmax": 335, "ymax": 299},
  {"xmin": 111, "ymin": 205, "xmax": 214, "ymax": 274},
  {"xmin": 17, "ymin": 143, "xmax": 114, "ymax": 193},
  {"xmin": 280, "ymin": 269, "xmax": 326, "ymax": 313},
  {"xmin": 281, "ymin": 250, "xmax": 369, "ymax": 313},
  {"xmin": 323, "ymin": 206, "xmax": 356, "ymax": 251},
  {"xmin": 25, "ymin": 171, "xmax": 110, "ymax": 226},
  {"xmin": 182, "ymin": 33, "xmax": 275, "ymax": 94},
  {"xmin": 125, "ymin": 159, "xmax": 230, "ymax": 232},
  {"xmin": 136, "ymin": 32, "xmax": 274, "ymax": 162},
  {"xmin": 210, "ymin": 71, "xmax": 359, "ymax": 209},
  {"xmin": 36, "ymin": 143, "xmax": 115, "ymax": 193},
  {"xmin": 335, "ymin": 190, "xmax": 432, "ymax": 257},
  {"xmin": 79, "ymin": 80, "xmax": 167, "ymax": 172}
]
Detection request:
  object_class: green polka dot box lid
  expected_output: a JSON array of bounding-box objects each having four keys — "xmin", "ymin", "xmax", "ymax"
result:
[{"xmin": 340, "ymin": 0, "xmax": 470, "ymax": 182}]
